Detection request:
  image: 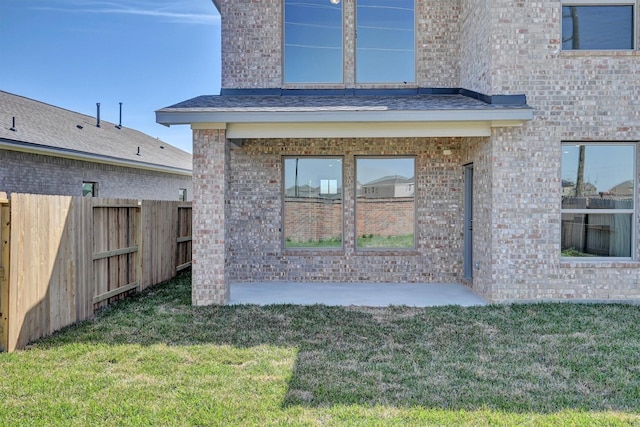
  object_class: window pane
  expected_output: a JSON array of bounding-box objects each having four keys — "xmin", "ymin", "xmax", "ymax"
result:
[
  {"xmin": 284, "ymin": 0, "xmax": 343, "ymax": 83},
  {"xmin": 562, "ymin": 6, "xmax": 634, "ymax": 50},
  {"xmin": 562, "ymin": 213, "xmax": 632, "ymax": 257},
  {"xmin": 561, "ymin": 145, "xmax": 634, "ymax": 209},
  {"xmin": 82, "ymin": 182, "xmax": 95, "ymax": 197},
  {"xmin": 356, "ymin": 0, "xmax": 414, "ymax": 83},
  {"xmin": 356, "ymin": 158, "xmax": 415, "ymax": 249},
  {"xmin": 284, "ymin": 158, "xmax": 343, "ymax": 248}
]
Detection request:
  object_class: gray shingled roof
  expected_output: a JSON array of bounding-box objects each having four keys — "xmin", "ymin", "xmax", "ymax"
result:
[
  {"xmin": 160, "ymin": 94, "xmax": 526, "ymax": 112},
  {"xmin": 1, "ymin": 91, "xmax": 191, "ymax": 174}
]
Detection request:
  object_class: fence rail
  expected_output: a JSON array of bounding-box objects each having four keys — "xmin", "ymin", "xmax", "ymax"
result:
[{"xmin": 0, "ymin": 193, "xmax": 192, "ymax": 352}]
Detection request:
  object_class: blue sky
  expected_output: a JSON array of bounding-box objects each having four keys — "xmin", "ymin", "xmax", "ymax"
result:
[{"xmin": 0, "ymin": 0, "xmax": 221, "ymax": 153}]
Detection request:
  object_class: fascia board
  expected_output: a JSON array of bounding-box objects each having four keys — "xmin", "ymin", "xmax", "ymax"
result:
[
  {"xmin": 0, "ymin": 139, "xmax": 192, "ymax": 177},
  {"xmin": 156, "ymin": 108, "xmax": 534, "ymax": 126},
  {"xmin": 226, "ymin": 121, "xmax": 494, "ymax": 138}
]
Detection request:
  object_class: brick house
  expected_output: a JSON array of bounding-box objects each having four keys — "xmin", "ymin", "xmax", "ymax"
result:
[
  {"xmin": 1, "ymin": 91, "xmax": 192, "ymax": 201},
  {"xmin": 157, "ymin": 0, "xmax": 640, "ymax": 304}
]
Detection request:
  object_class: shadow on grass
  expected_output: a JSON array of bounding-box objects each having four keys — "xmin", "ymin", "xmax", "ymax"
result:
[{"xmin": 37, "ymin": 272, "xmax": 640, "ymax": 414}]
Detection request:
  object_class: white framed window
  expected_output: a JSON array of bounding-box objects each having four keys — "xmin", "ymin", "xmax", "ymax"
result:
[
  {"xmin": 179, "ymin": 188, "xmax": 187, "ymax": 202},
  {"xmin": 562, "ymin": 1, "xmax": 637, "ymax": 50},
  {"xmin": 561, "ymin": 143, "xmax": 636, "ymax": 259},
  {"xmin": 283, "ymin": 157, "xmax": 343, "ymax": 249},
  {"xmin": 283, "ymin": 0, "xmax": 415, "ymax": 84}
]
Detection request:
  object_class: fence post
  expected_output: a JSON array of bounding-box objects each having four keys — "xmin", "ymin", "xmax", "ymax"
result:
[
  {"xmin": 0, "ymin": 192, "xmax": 10, "ymax": 352},
  {"xmin": 137, "ymin": 200, "xmax": 144, "ymax": 291}
]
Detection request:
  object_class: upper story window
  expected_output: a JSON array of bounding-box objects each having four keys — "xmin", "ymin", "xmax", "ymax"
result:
[
  {"xmin": 562, "ymin": 1, "xmax": 636, "ymax": 50},
  {"xmin": 283, "ymin": 0, "xmax": 415, "ymax": 84},
  {"xmin": 284, "ymin": 0, "xmax": 343, "ymax": 83},
  {"xmin": 356, "ymin": 0, "xmax": 415, "ymax": 83},
  {"xmin": 561, "ymin": 143, "xmax": 636, "ymax": 258}
]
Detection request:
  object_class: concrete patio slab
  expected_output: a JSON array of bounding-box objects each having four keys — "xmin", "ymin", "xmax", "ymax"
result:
[{"xmin": 229, "ymin": 282, "xmax": 487, "ymax": 307}]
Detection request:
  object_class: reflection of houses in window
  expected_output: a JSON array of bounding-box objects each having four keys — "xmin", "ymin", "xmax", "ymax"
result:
[
  {"xmin": 359, "ymin": 175, "xmax": 414, "ymax": 199},
  {"xmin": 607, "ymin": 180, "xmax": 634, "ymax": 198},
  {"xmin": 285, "ymin": 185, "xmax": 342, "ymax": 199},
  {"xmin": 562, "ymin": 179, "xmax": 634, "ymax": 210}
]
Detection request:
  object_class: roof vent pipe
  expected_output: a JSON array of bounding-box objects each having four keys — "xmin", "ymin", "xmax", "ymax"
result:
[
  {"xmin": 116, "ymin": 102, "xmax": 122, "ymax": 129},
  {"xmin": 10, "ymin": 116, "xmax": 16, "ymax": 132},
  {"xmin": 136, "ymin": 146, "xmax": 141, "ymax": 156},
  {"xmin": 96, "ymin": 103, "xmax": 101, "ymax": 128}
]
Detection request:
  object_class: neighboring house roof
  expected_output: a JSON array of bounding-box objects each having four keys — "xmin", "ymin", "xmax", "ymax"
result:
[
  {"xmin": 156, "ymin": 89, "xmax": 533, "ymax": 140},
  {"xmin": 363, "ymin": 175, "xmax": 414, "ymax": 186},
  {"xmin": 1, "ymin": 91, "xmax": 192, "ymax": 175},
  {"xmin": 608, "ymin": 180, "xmax": 634, "ymax": 197}
]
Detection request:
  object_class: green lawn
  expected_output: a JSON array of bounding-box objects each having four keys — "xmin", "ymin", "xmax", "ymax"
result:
[
  {"xmin": 1, "ymin": 273, "xmax": 639, "ymax": 426},
  {"xmin": 357, "ymin": 234, "xmax": 414, "ymax": 248}
]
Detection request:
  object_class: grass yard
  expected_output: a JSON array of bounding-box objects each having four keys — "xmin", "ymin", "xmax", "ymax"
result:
[
  {"xmin": 357, "ymin": 234, "xmax": 414, "ymax": 248},
  {"xmin": 1, "ymin": 273, "xmax": 640, "ymax": 426}
]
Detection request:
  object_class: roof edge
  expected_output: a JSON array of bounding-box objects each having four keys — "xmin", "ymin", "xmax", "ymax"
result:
[
  {"xmin": 217, "ymin": 87, "xmax": 528, "ymax": 106},
  {"xmin": 0, "ymin": 139, "xmax": 192, "ymax": 176}
]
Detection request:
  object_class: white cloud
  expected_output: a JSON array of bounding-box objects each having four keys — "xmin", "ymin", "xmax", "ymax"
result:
[{"xmin": 33, "ymin": 0, "xmax": 220, "ymax": 25}]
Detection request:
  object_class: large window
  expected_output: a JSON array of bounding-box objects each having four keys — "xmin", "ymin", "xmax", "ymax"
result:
[
  {"xmin": 356, "ymin": 0, "xmax": 415, "ymax": 83},
  {"xmin": 562, "ymin": 2, "xmax": 635, "ymax": 50},
  {"xmin": 283, "ymin": 0, "xmax": 415, "ymax": 84},
  {"xmin": 283, "ymin": 157, "xmax": 343, "ymax": 248},
  {"xmin": 284, "ymin": 0, "xmax": 343, "ymax": 83},
  {"xmin": 561, "ymin": 144, "xmax": 635, "ymax": 258},
  {"xmin": 356, "ymin": 157, "xmax": 415, "ymax": 249}
]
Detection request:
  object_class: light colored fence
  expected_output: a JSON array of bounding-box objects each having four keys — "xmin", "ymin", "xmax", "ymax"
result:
[{"xmin": 0, "ymin": 193, "xmax": 191, "ymax": 352}]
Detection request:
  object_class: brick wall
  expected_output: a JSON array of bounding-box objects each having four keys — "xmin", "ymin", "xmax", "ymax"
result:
[
  {"xmin": 284, "ymin": 198, "xmax": 342, "ymax": 243},
  {"xmin": 356, "ymin": 198, "xmax": 414, "ymax": 238},
  {"xmin": 192, "ymin": 129, "xmax": 228, "ymax": 305},
  {"xmin": 283, "ymin": 197, "xmax": 414, "ymax": 243},
  {"xmin": 459, "ymin": 0, "xmax": 640, "ymax": 301},
  {"xmin": 225, "ymin": 137, "xmax": 469, "ymax": 283},
  {"xmin": 0, "ymin": 149, "xmax": 192, "ymax": 201}
]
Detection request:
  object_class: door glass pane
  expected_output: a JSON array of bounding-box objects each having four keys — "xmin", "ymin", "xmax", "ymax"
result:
[
  {"xmin": 562, "ymin": 6, "xmax": 634, "ymax": 50},
  {"xmin": 562, "ymin": 213, "xmax": 632, "ymax": 257},
  {"xmin": 561, "ymin": 144, "xmax": 634, "ymax": 209},
  {"xmin": 284, "ymin": 158, "xmax": 343, "ymax": 248},
  {"xmin": 284, "ymin": 0, "xmax": 343, "ymax": 83},
  {"xmin": 356, "ymin": 0, "xmax": 415, "ymax": 82},
  {"xmin": 356, "ymin": 158, "xmax": 415, "ymax": 249}
]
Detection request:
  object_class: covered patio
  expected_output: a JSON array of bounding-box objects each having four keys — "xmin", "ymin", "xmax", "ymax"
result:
[{"xmin": 230, "ymin": 282, "xmax": 487, "ymax": 307}]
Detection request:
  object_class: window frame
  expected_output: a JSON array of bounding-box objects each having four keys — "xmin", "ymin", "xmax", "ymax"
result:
[
  {"xmin": 561, "ymin": 0, "xmax": 637, "ymax": 51},
  {"xmin": 179, "ymin": 188, "xmax": 187, "ymax": 202},
  {"xmin": 282, "ymin": 155, "xmax": 345, "ymax": 250},
  {"xmin": 560, "ymin": 142, "xmax": 637, "ymax": 260},
  {"xmin": 354, "ymin": 0, "xmax": 417, "ymax": 84},
  {"xmin": 354, "ymin": 156, "xmax": 417, "ymax": 251}
]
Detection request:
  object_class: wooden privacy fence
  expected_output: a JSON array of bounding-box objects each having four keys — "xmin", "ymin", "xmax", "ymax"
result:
[{"xmin": 0, "ymin": 193, "xmax": 192, "ymax": 352}]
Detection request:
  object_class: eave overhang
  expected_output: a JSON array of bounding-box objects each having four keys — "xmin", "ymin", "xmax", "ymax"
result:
[
  {"xmin": 0, "ymin": 138, "xmax": 192, "ymax": 176},
  {"xmin": 156, "ymin": 90, "xmax": 534, "ymax": 140}
]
